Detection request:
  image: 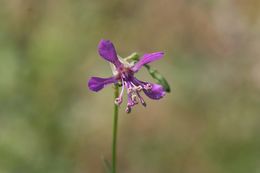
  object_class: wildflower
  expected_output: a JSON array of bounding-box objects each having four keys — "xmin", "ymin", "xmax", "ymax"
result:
[{"xmin": 88, "ymin": 39, "xmax": 166, "ymax": 113}]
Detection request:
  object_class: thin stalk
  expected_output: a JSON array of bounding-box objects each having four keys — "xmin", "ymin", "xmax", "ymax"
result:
[{"xmin": 112, "ymin": 84, "xmax": 119, "ymax": 173}]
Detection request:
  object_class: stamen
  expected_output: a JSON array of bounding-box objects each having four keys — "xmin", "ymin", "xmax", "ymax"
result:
[
  {"xmin": 130, "ymin": 81, "xmax": 138, "ymax": 88},
  {"xmin": 144, "ymin": 83, "xmax": 152, "ymax": 90},
  {"xmin": 131, "ymin": 94, "xmax": 138, "ymax": 104},
  {"xmin": 125, "ymin": 81, "xmax": 133, "ymax": 93},
  {"xmin": 125, "ymin": 106, "xmax": 131, "ymax": 113},
  {"xmin": 127, "ymin": 90, "xmax": 134, "ymax": 105},
  {"xmin": 125, "ymin": 80, "xmax": 142, "ymax": 112},
  {"xmin": 127, "ymin": 87, "xmax": 133, "ymax": 94},
  {"xmin": 136, "ymin": 91, "xmax": 146, "ymax": 107},
  {"xmin": 114, "ymin": 97, "xmax": 122, "ymax": 105},
  {"xmin": 135, "ymin": 85, "xmax": 142, "ymax": 91},
  {"xmin": 132, "ymin": 78, "xmax": 152, "ymax": 92},
  {"xmin": 119, "ymin": 80, "xmax": 125, "ymax": 98},
  {"xmin": 115, "ymin": 79, "xmax": 125, "ymax": 106}
]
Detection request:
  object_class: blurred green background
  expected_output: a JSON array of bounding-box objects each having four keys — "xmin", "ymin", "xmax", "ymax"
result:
[{"xmin": 1, "ymin": 0, "xmax": 260, "ymax": 173}]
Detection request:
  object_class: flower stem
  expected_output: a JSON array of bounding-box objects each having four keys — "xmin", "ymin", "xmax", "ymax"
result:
[{"xmin": 112, "ymin": 84, "xmax": 119, "ymax": 173}]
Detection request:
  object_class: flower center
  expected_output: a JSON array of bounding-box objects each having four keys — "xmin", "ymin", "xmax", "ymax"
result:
[{"xmin": 114, "ymin": 67, "xmax": 152, "ymax": 113}]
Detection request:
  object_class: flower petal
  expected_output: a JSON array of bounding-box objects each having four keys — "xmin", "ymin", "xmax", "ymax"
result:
[
  {"xmin": 98, "ymin": 39, "xmax": 122, "ymax": 67},
  {"xmin": 88, "ymin": 76, "xmax": 117, "ymax": 92},
  {"xmin": 143, "ymin": 83, "xmax": 166, "ymax": 100},
  {"xmin": 131, "ymin": 52, "xmax": 164, "ymax": 72}
]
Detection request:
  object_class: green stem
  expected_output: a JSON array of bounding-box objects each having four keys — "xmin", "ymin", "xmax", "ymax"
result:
[{"xmin": 112, "ymin": 84, "xmax": 119, "ymax": 173}]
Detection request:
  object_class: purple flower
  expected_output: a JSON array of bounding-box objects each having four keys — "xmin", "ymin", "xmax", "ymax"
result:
[{"xmin": 88, "ymin": 39, "xmax": 166, "ymax": 113}]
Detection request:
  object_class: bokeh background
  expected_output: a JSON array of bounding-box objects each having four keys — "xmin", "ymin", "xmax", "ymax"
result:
[{"xmin": 1, "ymin": 0, "xmax": 260, "ymax": 173}]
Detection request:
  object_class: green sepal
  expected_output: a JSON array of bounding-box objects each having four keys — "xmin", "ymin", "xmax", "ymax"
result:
[{"xmin": 125, "ymin": 52, "xmax": 140, "ymax": 62}]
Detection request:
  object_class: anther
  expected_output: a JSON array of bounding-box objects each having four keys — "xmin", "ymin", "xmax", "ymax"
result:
[
  {"xmin": 141, "ymin": 100, "xmax": 146, "ymax": 107},
  {"xmin": 144, "ymin": 83, "xmax": 152, "ymax": 90},
  {"xmin": 114, "ymin": 97, "xmax": 122, "ymax": 105},
  {"xmin": 131, "ymin": 94, "xmax": 138, "ymax": 104},
  {"xmin": 127, "ymin": 88, "xmax": 133, "ymax": 93},
  {"xmin": 135, "ymin": 86, "xmax": 142, "ymax": 91},
  {"xmin": 125, "ymin": 106, "xmax": 131, "ymax": 113},
  {"xmin": 136, "ymin": 92, "xmax": 146, "ymax": 107}
]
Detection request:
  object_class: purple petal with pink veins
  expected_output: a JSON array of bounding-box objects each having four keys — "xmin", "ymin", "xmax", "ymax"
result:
[
  {"xmin": 88, "ymin": 76, "xmax": 117, "ymax": 92},
  {"xmin": 131, "ymin": 52, "xmax": 164, "ymax": 72},
  {"xmin": 98, "ymin": 39, "xmax": 122, "ymax": 68},
  {"xmin": 143, "ymin": 83, "xmax": 166, "ymax": 100}
]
